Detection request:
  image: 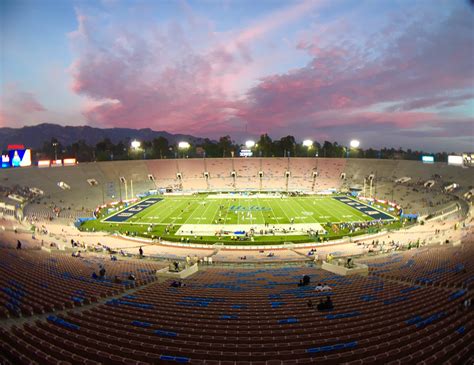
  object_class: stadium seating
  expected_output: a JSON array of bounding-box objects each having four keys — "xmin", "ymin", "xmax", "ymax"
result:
[
  {"xmin": 365, "ymin": 244, "xmax": 474, "ymax": 290},
  {"xmin": 0, "ymin": 249, "xmax": 165, "ymax": 318},
  {"xmin": 145, "ymin": 160, "xmax": 179, "ymax": 187},
  {"xmin": 287, "ymin": 158, "xmax": 317, "ymax": 191},
  {"xmin": 0, "ymin": 157, "xmax": 472, "ymax": 363},
  {"xmin": 0, "ymin": 256, "xmax": 472, "ymax": 364},
  {"xmin": 233, "ymin": 158, "xmax": 261, "ymax": 190}
]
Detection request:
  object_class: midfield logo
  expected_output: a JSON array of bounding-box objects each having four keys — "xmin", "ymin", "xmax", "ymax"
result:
[{"xmin": 228, "ymin": 205, "xmax": 272, "ymax": 212}]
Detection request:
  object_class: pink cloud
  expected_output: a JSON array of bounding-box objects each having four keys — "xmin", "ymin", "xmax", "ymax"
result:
[
  {"xmin": 69, "ymin": 10, "xmax": 239, "ymax": 130},
  {"xmin": 0, "ymin": 88, "xmax": 47, "ymax": 127},
  {"xmin": 240, "ymin": 7, "xmax": 474, "ymax": 135},
  {"xmin": 386, "ymin": 93, "xmax": 474, "ymax": 112},
  {"xmin": 14, "ymin": 92, "xmax": 46, "ymax": 113},
  {"xmin": 68, "ymin": 1, "xmax": 328, "ymax": 135},
  {"xmin": 68, "ymin": 2, "xmax": 473, "ymax": 152},
  {"xmin": 231, "ymin": 0, "xmax": 324, "ymax": 45}
]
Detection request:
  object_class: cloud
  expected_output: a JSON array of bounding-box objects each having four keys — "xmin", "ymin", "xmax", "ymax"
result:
[
  {"xmin": 68, "ymin": 1, "xmax": 474, "ymax": 151},
  {"xmin": 240, "ymin": 6, "xmax": 474, "ymax": 143},
  {"xmin": 69, "ymin": 9, "xmax": 238, "ymax": 133},
  {"xmin": 0, "ymin": 87, "xmax": 47, "ymax": 127},
  {"xmin": 68, "ymin": 1, "xmax": 325, "ymax": 135},
  {"xmin": 385, "ymin": 93, "xmax": 474, "ymax": 112}
]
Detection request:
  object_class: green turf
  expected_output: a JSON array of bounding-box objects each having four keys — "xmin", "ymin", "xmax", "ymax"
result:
[
  {"xmin": 81, "ymin": 194, "xmax": 402, "ymax": 245},
  {"xmin": 124, "ymin": 196, "xmax": 374, "ymax": 225}
]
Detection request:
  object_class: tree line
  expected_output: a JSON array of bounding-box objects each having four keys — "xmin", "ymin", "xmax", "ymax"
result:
[{"xmin": 38, "ymin": 134, "xmax": 449, "ymax": 163}]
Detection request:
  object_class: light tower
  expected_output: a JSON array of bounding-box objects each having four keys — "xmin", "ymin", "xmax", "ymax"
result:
[
  {"xmin": 131, "ymin": 140, "xmax": 141, "ymax": 150},
  {"xmin": 178, "ymin": 141, "xmax": 190, "ymax": 158},
  {"xmin": 350, "ymin": 139, "xmax": 360, "ymax": 148},
  {"xmin": 348, "ymin": 139, "xmax": 360, "ymax": 158},
  {"xmin": 303, "ymin": 139, "xmax": 313, "ymax": 157},
  {"xmin": 245, "ymin": 140, "xmax": 255, "ymax": 149}
]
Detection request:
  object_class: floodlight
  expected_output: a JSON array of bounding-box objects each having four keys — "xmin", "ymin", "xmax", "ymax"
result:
[
  {"xmin": 131, "ymin": 140, "xmax": 141, "ymax": 149},
  {"xmin": 178, "ymin": 141, "xmax": 190, "ymax": 149},
  {"xmin": 350, "ymin": 140, "xmax": 360, "ymax": 148},
  {"xmin": 302, "ymin": 139, "xmax": 313, "ymax": 148},
  {"xmin": 245, "ymin": 140, "xmax": 255, "ymax": 148}
]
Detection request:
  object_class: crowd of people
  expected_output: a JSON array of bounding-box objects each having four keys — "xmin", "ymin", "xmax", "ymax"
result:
[
  {"xmin": 298, "ymin": 275, "xmax": 311, "ymax": 287},
  {"xmin": 314, "ymin": 283, "xmax": 332, "ymax": 291},
  {"xmin": 307, "ymin": 296, "xmax": 334, "ymax": 311}
]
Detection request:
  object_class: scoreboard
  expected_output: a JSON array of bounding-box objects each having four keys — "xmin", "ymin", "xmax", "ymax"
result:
[{"xmin": 1, "ymin": 149, "xmax": 32, "ymax": 168}]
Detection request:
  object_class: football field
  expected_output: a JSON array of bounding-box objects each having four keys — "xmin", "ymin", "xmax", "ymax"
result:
[
  {"xmin": 82, "ymin": 194, "xmax": 399, "ymax": 244},
  {"xmin": 103, "ymin": 194, "xmax": 394, "ymax": 226}
]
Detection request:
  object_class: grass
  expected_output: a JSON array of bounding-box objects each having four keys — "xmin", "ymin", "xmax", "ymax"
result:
[{"xmin": 80, "ymin": 194, "xmax": 401, "ymax": 245}]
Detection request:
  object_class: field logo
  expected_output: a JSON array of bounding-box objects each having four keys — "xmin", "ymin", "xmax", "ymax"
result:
[
  {"xmin": 229, "ymin": 205, "xmax": 271, "ymax": 212},
  {"xmin": 104, "ymin": 198, "xmax": 163, "ymax": 222},
  {"xmin": 332, "ymin": 196, "xmax": 395, "ymax": 221}
]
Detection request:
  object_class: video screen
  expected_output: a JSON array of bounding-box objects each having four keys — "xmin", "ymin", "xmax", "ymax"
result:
[
  {"xmin": 448, "ymin": 155, "xmax": 463, "ymax": 165},
  {"xmin": 6, "ymin": 149, "xmax": 32, "ymax": 168},
  {"xmin": 1, "ymin": 153, "xmax": 10, "ymax": 168},
  {"xmin": 421, "ymin": 155, "xmax": 434, "ymax": 163}
]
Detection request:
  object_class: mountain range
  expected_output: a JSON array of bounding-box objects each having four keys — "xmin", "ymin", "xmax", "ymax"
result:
[{"xmin": 0, "ymin": 124, "xmax": 207, "ymax": 150}]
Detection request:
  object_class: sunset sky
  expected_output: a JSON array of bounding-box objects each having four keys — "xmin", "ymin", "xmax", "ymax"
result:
[{"xmin": 1, "ymin": 0, "xmax": 473, "ymax": 152}]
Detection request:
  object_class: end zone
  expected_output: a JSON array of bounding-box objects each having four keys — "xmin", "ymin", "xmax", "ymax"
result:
[
  {"xmin": 333, "ymin": 196, "xmax": 396, "ymax": 220},
  {"xmin": 103, "ymin": 198, "xmax": 163, "ymax": 222}
]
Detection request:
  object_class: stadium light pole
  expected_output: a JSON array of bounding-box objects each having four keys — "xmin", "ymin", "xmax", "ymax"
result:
[
  {"xmin": 130, "ymin": 140, "xmax": 142, "ymax": 160},
  {"xmin": 302, "ymin": 139, "xmax": 313, "ymax": 157},
  {"xmin": 245, "ymin": 140, "xmax": 255, "ymax": 157},
  {"xmin": 131, "ymin": 140, "xmax": 141, "ymax": 150},
  {"xmin": 52, "ymin": 142, "xmax": 58, "ymax": 161},
  {"xmin": 348, "ymin": 139, "xmax": 360, "ymax": 158},
  {"xmin": 178, "ymin": 141, "xmax": 190, "ymax": 158}
]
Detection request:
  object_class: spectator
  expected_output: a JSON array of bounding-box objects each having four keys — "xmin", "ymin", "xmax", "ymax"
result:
[
  {"xmin": 170, "ymin": 280, "xmax": 184, "ymax": 288},
  {"xmin": 128, "ymin": 273, "xmax": 136, "ymax": 281},
  {"xmin": 317, "ymin": 299, "xmax": 325, "ymax": 311},
  {"xmin": 16, "ymin": 240, "xmax": 22, "ymax": 250},
  {"xmin": 325, "ymin": 296, "xmax": 334, "ymax": 310},
  {"xmin": 322, "ymin": 283, "xmax": 332, "ymax": 291},
  {"xmin": 99, "ymin": 267, "xmax": 106, "ymax": 278},
  {"xmin": 314, "ymin": 283, "xmax": 323, "ymax": 291},
  {"xmin": 114, "ymin": 276, "xmax": 122, "ymax": 284},
  {"xmin": 91, "ymin": 272, "xmax": 98, "ymax": 279},
  {"xmin": 317, "ymin": 296, "xmax": 334, "ymax": 311},
  {"xmin": 303, "ymin": 275, "xmax": 311, "ymax": 286},
  {"xmin": 307, "ymin": 299, "xmax": 314, "ymax": 308},
  {"xmin": 173, "ymin": 261, "xmax": 179, "ymax": 271}
]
